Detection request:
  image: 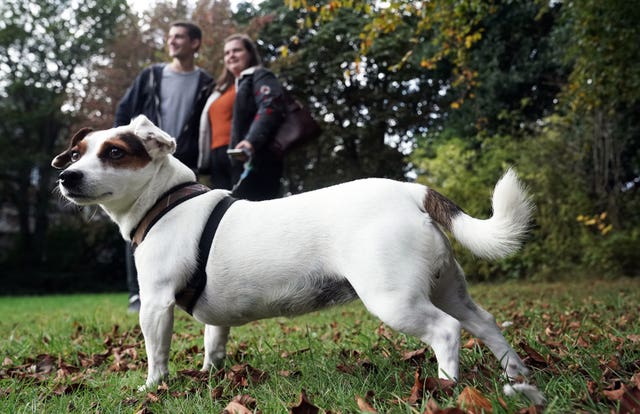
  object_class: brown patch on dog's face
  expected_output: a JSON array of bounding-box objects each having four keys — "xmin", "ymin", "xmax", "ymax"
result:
[
  {"xmin": 51, "ymin": 127, "xmax": 93, "ymax": 169},
  {"xmin": 98, "ymin": 132, "xmax": 152, "ymax": 169}
]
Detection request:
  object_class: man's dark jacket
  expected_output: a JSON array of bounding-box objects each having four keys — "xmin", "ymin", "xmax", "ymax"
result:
[{"xmin": 115, "ymin": 64, "xmax": 214, "ymax": 169}]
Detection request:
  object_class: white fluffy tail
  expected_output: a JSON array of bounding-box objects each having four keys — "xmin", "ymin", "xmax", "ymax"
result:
[{"xmin": 424, "ymin": 169, "xmax": 534, "ymax": 260}]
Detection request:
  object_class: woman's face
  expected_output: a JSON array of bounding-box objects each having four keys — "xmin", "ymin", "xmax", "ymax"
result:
[{"xmin": 224, "ymin": 39, "xmax": 251, "ymax": 77}]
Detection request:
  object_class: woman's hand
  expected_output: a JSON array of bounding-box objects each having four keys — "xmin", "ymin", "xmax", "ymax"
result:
[{"xmin": 233, "ymin": 140, "xmax": 254, "ymax": 162}]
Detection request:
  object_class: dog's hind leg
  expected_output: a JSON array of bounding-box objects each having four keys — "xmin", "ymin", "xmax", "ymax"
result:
[
  {"xmin": 202, "ymin": 325, "xmax": 230, "ymax": 372},
  {"xmin": 430, "ymin": 261, "xmax": 529, "ymax": 381},
  {"xmin": 431, "ymin": 264, "xmax": 546, "ymax": 404},
  {"xmin": 361, "ymin": 293, "xmax": 462, "ymax": 380}
]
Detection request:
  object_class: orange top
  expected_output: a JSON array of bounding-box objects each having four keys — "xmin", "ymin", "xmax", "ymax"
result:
[{"xmin": 209, "ymin": 85, "xmax": 236, "ymax": 149}]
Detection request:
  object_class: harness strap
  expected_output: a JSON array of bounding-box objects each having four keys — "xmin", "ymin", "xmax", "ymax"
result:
[
  {"xmin": 130, "ymin": 182, "xmax": 209, "ymax": 251},
  {"xmin": 175, "ymin": 196, "xmax": 237, "ymax": 315}
]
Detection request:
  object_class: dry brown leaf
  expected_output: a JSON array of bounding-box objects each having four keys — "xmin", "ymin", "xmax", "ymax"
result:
[
  {"xmin": 402, "ymin": 348, "xmax": 428, "ymax": 362},
  {"xmin": 177, "ymin": 369, "xmax": 210, "ymax": 382},
  {"xmin": 356, "ymin": 390, "xmax": 377, "ymax": 413},
  {"xmin": 278, "ymin": 370, "xmax": 301, "ymax": 378},
  {"xmin": 223, "ymin": 394, "xmax": 257, "ymax": 414},
  {"xmin": 457, "ymin": 386, "xmax": 492, "ymax": 414},
  {"xmin": 422, "ymin": 398, "xmax": 466, "ymax": 414},
  {"xmin": 627, "ymin": 334, "xmax": 640, "ymax": 344},
  {"xmin": 223, "ymin": 401, "xmax": 253, "ymax": 414},
  {"xmin": 290, "ymin": 389, "xmax": 319, "ymax": 414},
  {"xmin": 462, "ymin": 338, "xmax": 482, "ymax": 349},
  {"xmin": 407, "ymin": 367, "xmax": 424, "ymax": 404},
  {"xmin": 211, "ymin": 386, "xmax": 224, "ymax": 399},
  {"xmin": 226, "ymin": 364, "xmax": 268, "ymax": 388},
  {"xmin": 603, "ymin": 377, "xmax": 640, "ymax": 414},
  {"xmin": 430, "ymin": 377, "xmax": 456, "ymax": 398},
  {"xmin": 519, "ymin": 341, "xmax": 548, "ymax": 369}
]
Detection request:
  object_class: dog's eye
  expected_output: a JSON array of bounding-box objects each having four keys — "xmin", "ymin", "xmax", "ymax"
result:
[
  {"xmin": 109, "ymin": 147, "xmax": 125, "ymax": 160},
  {"xmin": 70, "ymin": 151, "xmax": 80, "ymax": 162}
]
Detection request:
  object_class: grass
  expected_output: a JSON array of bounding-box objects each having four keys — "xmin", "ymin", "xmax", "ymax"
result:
[{"xmin": 1, "ymin": 278, "xmax": 639, "ymax": 413}]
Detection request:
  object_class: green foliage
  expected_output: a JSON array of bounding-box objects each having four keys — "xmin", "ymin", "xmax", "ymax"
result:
[
  {"xmin": 257, "ymin": 4, "xmax": 454, "ymax": 191},
  {"xmin": 0, "ymin": 0, "xmax": 129, "ymax": 271},
  {"xmin": 559, "ymin": 1, "xmax": 640, "ymax": 111},
  {"xmin": 1, "ymin": 0, "xmax": 639, "ymax": 287},
  {"xmin": 3, "ymin": 214, "xmax": 125, "ymax": 294},
  {"xmin": 407, "ymin": 0, "xmax": 640, "ymax": 280}
]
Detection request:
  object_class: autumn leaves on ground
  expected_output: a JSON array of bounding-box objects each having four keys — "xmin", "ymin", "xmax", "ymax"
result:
[{"xmin": 1, "ymin": 279, "xmax": 639, "ymax": 413}]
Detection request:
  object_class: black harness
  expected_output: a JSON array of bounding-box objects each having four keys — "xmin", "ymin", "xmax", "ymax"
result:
[{"xmin": 130, "ymin": 182, "xmax": 236, "ymax": 315}]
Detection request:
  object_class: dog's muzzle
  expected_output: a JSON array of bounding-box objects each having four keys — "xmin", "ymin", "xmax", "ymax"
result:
[{"xmin": 58, "ymin": 169, "xmax": 83, "ymax": 190}]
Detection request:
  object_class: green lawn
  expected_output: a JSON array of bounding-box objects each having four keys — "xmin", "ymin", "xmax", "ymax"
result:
[{"xmin": 1, "ymin": 278, "xmax": 639, "ymax": 413}]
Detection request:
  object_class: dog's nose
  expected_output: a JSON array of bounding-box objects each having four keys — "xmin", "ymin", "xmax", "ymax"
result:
[{"xmin": 58, "ymin": 170, "xmax": 83, "ymax": 188}]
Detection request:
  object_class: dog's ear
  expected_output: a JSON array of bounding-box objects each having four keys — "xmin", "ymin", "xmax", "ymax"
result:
[
  {"xmin": 51, "ymin": 127, "xmax": 93, "ymax": 169},
  {"xmin": 131, "ymin": 115, "xmax": 177, "ymax": 159}
]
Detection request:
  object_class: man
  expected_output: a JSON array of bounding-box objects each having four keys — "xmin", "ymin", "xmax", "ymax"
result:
[{"xmin": 115, "ymin": 21, "xmax": 214, "ymax": 312}]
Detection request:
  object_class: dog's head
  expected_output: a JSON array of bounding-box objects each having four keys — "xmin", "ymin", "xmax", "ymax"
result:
[{"xmin": 51, "ymin": 115, "xmax": 177, "ymax": 206}]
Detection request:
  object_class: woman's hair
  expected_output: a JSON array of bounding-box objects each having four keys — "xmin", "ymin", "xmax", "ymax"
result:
[{"xmin": 215, "ymin": 34, "xmax": 263, "ymax": 93}]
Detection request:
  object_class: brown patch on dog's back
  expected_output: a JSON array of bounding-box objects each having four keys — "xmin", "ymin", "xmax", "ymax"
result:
[
  {"xmin": 423, "ymin": 188, "xmax": 463, "ymax": 231},
  {"xmin": 98, "ymin": 132, "xmax": 152, "ymax": 169}
]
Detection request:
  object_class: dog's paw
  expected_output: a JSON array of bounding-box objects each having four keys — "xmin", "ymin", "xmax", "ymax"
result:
[
  {"xmin": 139, "ymin": 375, "xmax": 170, "ymax": 393},
  {"xmin": 202, "ymin": 355, "xmax": 226, "ymax": 372},
  {"xmin": 503, "ymin": 383, "xmax": 546, "ymax": 406}
]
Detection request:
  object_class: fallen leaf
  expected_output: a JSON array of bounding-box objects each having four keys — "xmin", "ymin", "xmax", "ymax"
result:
[
  {"xmin": 407, "ymin": 367, "xmax": 424, "ymax": 404},
  {"xmin": 177, "ymin": 369, "xmax": 210, "ymax": 382},
  {"xmin": 145, "ymin": 392, "xmax": 161, "ymax": 403},
  {"xmin": 290, "ymin": 389, "xmax": 319, "ymax": 414},
  {"xmin": 462, "ymin": 338, "xmax": 481, "ymax": 349},
  {"xmin": 518, "ymin": 341, "xmax": 548, "ymax": 369},
  {"xmin": 226, "ymin": 364, "xmax": 268, "ymax": 388},
  {"xmin": 211, "ymin": 386, "xmax": 224, "ymax": 399},
  {"xmin": 603, "ymin": 378, "xmax": 640, "ymax": 414},
  {"xmin": 422, "ymin": 398, "xmax": 466, "ymax": 413},
  {"xmin": 431, "ymin": 377, "xmax": 456, "ymax": 398},
  {"xmin": 402, "ymin": 348, "xmax": 428, "ymax": 362},
  {"xmin": 356, "ymin": 390, "xmax": 377, "ymax": 413},
  {"xmin": 278, "ymin": 370, "xmax": 301, "ymax": 378},
  {"xmin": 457, "ymin": 386, "xmax": 492, "ymax": 414},
  {"xmin": 52, "ymin": 382, "xmax": 87, "ymax": 395},
  {"xmin": 223, "ymin": 401, "xmax": 253, "ymax": 414}
]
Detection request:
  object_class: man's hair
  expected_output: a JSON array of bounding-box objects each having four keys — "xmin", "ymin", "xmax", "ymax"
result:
[{"xmin": 170, "ymin": 21, "xmax": 202, "ymax": 41}]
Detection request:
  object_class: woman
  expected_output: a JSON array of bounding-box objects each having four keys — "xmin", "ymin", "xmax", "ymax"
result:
[{"xmin": 198, "ymin": 34, "xmax": 286, "ymax": 201}]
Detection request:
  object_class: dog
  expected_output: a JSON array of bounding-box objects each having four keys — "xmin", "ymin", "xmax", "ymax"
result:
[{"xmin": 52, "ymin": 115, "xmax": 543, "ymax": 403}]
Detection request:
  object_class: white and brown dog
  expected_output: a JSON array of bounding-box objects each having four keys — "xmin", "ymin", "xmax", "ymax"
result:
[{"xmin": 52, "ymin": 115, "xmax": 543, "ymax": 402}]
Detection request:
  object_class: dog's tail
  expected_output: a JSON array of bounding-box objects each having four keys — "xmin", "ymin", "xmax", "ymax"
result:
[{"xmin": 423, "ymin": 169, "xmax": 534, "ymax": 260}]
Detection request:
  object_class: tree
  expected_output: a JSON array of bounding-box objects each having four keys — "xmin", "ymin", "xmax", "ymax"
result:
[
  {"xmin": 73, "ymin": 11, "xmax": 156, "ymax": 131},
  {"xmin": 556, "ymin": 0, "xmax": 640, "ymax": 227},
  {"xmin": 254, "ymin": 1, "xmax": 457, "ymax": 192},
  {"xmin": 0, "ymin": 0, "xmax": 128, "ymax": 268}
]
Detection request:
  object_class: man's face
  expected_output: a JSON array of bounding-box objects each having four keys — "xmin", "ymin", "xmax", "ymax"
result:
[{"xmin": 167, "ymin": 26, "xmax": 199, "ymax": 60}]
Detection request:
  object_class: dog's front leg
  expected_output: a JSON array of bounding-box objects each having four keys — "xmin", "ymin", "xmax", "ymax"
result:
[
  {"xmin": 202, "ymin": 325, "xmax": 230, "ymax": 372},
  {"xmin": 139, "ymin": 298, "xmax": 175, "ymax": 391}
]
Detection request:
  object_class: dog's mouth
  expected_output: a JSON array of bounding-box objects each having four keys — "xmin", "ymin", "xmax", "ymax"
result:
[{"xmin": 63, "ymin": 190, "xmax": 113, "ymax": 204}]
